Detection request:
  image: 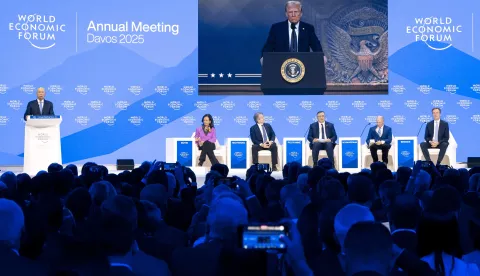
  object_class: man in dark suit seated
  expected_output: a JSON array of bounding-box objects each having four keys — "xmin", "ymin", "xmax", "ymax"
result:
[
  {"xmin": 366, "ymin": 116, "xmax": 393, "ymax": 165},
  {"xmin": 420, "ymin": 107, "xmax": 450, "ymax": 165},
  {"xmin": 388, "ymin": 194, "xmax": 421, "ymax": 254},
  {"xmin": 262, "ymin": 1, "xmax": 323, "ymax": 60},
  {"xmin": 307, "ymin": 111, "xmax": 337, "ymax": 166},
  {"xmin": 250, "ymin": 112, "xmax": 279, "ymax": 171},
  {"xmin": 23, "ymin": 87, "xmax": 55, "ymax": 121}
]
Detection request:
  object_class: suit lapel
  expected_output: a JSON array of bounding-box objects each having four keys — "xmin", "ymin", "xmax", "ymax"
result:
[
  {"xmin": 298, "ymin": 22, "xmax": 306, "ymax": 51},
  {"xmin": 283, "ymin": 20, "xmax": 290, "ymax": 51},
  {"xmin": 36, "ymin": 101, "xmax": 42, "ymax": 114}
]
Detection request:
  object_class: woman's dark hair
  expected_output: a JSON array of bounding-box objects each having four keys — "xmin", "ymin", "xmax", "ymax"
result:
[
  {"xmin": 417, "ymin": 213, "xmax": 463, "ymax": 276},
  {"xmin": 202, "ymin": 114, "xmax": 214, "ymax": 128}
]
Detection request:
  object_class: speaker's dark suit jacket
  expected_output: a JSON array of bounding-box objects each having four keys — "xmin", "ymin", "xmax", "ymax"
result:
[
  {"xmin": 424, "ymin": 120, "xmax": 449, "ymax": 143},
  {"xmin": 307, "ymin": 121, "xmax": 337, "ymax": 149},
  {"xmin": 262, "ymin": 20, "xmax": 323, "ymax": 55},
  {"xmin": 250, "ymin": 123, "xmax": 276, "ymax": 145},
  {"xmin": 24, "ymin": 99, "xmax": 54, "ymax": 120},
  {"xmin": 365, "ymin": 125, "xmax": 393, "ymax": 146}
]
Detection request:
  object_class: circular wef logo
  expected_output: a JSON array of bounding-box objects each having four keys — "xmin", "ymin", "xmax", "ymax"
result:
[
  {"xmin": 281, "ymin": 58, "xmax": 305, "ymax": 83},
  {"xmin": 401, "ymin": 151, "xmax": 411, "ymax": 158},
  {"xmin": 234, "ymin": 152, "xmax": 244, "ymax": 158}
]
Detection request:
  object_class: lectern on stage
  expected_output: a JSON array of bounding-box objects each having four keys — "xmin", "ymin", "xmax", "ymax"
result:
[
  {"xmin": 23, "ymin": 116, "xmax": 63, "ymax": 174},
  {"xmin": 261, "ymin": 52, "xmax": 326, "ymax": 95}
]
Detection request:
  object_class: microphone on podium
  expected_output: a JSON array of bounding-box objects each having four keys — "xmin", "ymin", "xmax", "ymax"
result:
[
  {"xmin": 360, "ymin": 122, "xmax": 371, "ymax": 138},
  {"xmin": 417, "ymin": 121, "xmax": 426, "ymax": 137}
]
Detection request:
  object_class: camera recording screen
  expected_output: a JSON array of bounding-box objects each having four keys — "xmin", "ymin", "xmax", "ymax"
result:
[
  {"xmin": 242, "ymin": 225, "xmax": 286, "ymax": 250},
  {"xmin": 164, "ymin": 163, "xmax": 176, "ymax": 170}
]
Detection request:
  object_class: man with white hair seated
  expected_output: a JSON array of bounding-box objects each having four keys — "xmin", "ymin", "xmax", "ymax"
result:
[{"xmin": 0, "ymin": 199, "xmax": 47, "ymax": 275}]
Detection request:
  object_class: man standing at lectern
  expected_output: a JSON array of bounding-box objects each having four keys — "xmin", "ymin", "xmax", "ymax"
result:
[
  {"xmin": 24, "ymin": 87, "xmax": 54, "ymax": 121},
  {"xmin": 366, "ymin": 116, "xmax": 393, "ymax": 164},
  {"xmin": 420, "ymin": 108, "xmax": 449, "ymax": 165},
  {"xmin": 250, "ymin": 112, "xmax": 278, "ymax": 171},
  {"xmin": 307, "ymin": 111, "xmax": 337, "ymax": 166},
  {"xmin": 261, "ymin": 1, "xmax": 323, "ymax": 60}
]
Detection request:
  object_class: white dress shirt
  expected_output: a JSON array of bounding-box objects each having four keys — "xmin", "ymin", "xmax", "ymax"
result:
[
  {"xmin": 257, "ymin": 123, "xmax": 270, "ymax": 142},
  {"xmin": 288, "ymin": 21, "xmax": 300, "ymax": 49},
  {"xmin": 433, "ymin": 120, "xmax": 440, "ymax": 142},
  {"xmin": 376, "ymin": 126, "xmax": 385, "ymax": 144},
  {"xmin": 37, "ymin": 99, "xmax": 44, "ymax": 114},
  {"xmin": 318, "ymin": 122, "xmax": 327, "ymax": 140}
]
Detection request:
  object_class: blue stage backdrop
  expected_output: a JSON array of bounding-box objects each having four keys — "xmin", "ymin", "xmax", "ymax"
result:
[{"xmin": 0, "ymin": 0, "xmax": 478, "ymax": 166}]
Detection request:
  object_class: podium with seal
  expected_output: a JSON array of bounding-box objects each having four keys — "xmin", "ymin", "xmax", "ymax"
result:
[
  {"xmin": 23, "ymin": 115, "xmax": 62, "ymax": 174},
  {"xmin": 261, "ymin": 52, "xmax": 326, "ymax": 95}
]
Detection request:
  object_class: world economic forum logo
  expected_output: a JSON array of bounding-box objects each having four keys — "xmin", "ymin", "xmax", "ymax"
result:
[
  {"xmin": 180, "ymin": 152, "xmax": 189, "ymax": 159},
  {"xmin": 155, "ymin": 116, "xmax": 170, "ymax": 126},
  {"xmin": 21, "ymin": 84, "xmax": 36, "ymax": 95},
  {"xmin": 8, "ymin": 14, "xmax": 66, "ymax": 50},
  {"xmin": 364, "ymin": 116, "xmax": 377, "ymax": 124},
  {"xmin": 102, "ymin": 116, "xmax": 116, "ymax": 126},
  {"xmin": 444, "ymin": 115, "xmax": 459, "ymax": 125},
  {"xmin": 75, "ymin": 85, "xmax": 90, "ymax": 95},
  {"xmin": 273, "ymin": 101, "xmax": 288, "ymax": 111},
  {"xmin": 378, "ymin": 100, "xmax": 393, "ymax": 110},
  {"xmin": 352, "ymin": 101, "xmax": 367, "ymax": 110},
  {"xmin": 213, "ymin": 115, "xmax": 223, "ymax": 126},
  {"xmin": 234, "ymin": 152, "xmax": 244, "ymax": 158},
  {"xmin": 247, "ymin": 101, "xmax": 261, "ymax": 110},
  {"xmin": 339, "ymin": 116, "xmax": 353, "ymax": 126},
  {"xmin": 401, "ymin": 151, "xmax": 411, "ymax": 158},
  {"xmin": 286, "ymin": 116, "xmax": 301, "ymax": 126},
  {"xmin": 406, "ymin": 17, "xmax": 462, "ymax": 51},
  {"xmin": 115, "ymin": 101, "xmax": 130, "ymax": 110},
  {"xmin": 128, "ymin": 85, "xmax": 142, "ymax": 96},
  {"xmin": 75, "ymin": 116, "xmax": 90, "ymax": 126},
  {"xmin": 168, "ymin": 101, "xmax": 182, "ymax": 111},
  {"xmin": 0, "ymin": 116, "xmax": 9, "ymax": 126},
  {"xmin": 234, "ymin": 116, "xmax": 248, "ymax": 126},
  {"xmin": 0, "ymin": 84, "xmax": 8, "ymax": 95},
  {"xmin": 345, "ymin": 151, "xmax": 355, "ymax": 158},
  {"xmin": 471, "ymin": 84, "xmax": 480, "ymax": 94},
  {"xmin": 264, "ymin": 116, "xmax": 275, "ymax": 124},
  {"xmin": 404, "ymin": 100, "xmax": 420, "ymax": 110},
  {"xmin": 181, "ymin": 116, "xmax": 195, "ymax": 126},
  {"xmin": 88, "ymin": 100, "xmax": 103, "ymax": 111},
  {"xmin": 155, "ymin": 85, "xmax": 169, "ymax": 96},
  {"xmin": 195, "ymin": 101, "xmax": 209, "ymax": 111},
  {"xmin": 444, "ymin": 84, "xmax": 459, "ymax": 94},
  {"xmin": 391, "ymin": 85, "xmax": 406, "ymax": 95},
  {"xmin": 128, "ymin": 116, "xmax": 143, "ymax": 126},
  {"xmin": 221, "ymin": 101, "xmax": 235, "ymax": 111},
  {"xmin": 142, "ymin": 100, "xmax": 156, "ymax": 111},
  {"xmin": 326, "ymin": 100, "xmax": 340, "ymax": 110},
  {"xmin": 7, "ymin": 100, "xmax": 23, "ymax": 110},
  {"xmin": 62, "ymin": 100, "xmax": 76, "ymax": 111},
  {"xmin": 391, "ymin": 115, "xmax": 406, "ymax": 125},
  {"xmin": 181, "ymin": 85, "xmax": 195, "ymax": 96},
  {"xmin": 471, "ymin": 115, "xmax": 480, "ymax": 124},
  {"xmin": 289, "ymin": 151, "xmax": 299, "ymax": 158},
  {"xmin": 457, "ymin": 100, "xmax": 472, "ymax": 110},
  {"xmin": 48, "ymin": 84, "xmax": 62, "ymax": 95},
  {"xmin": 102, "ymin": 85, "xmax": 116, "ymax": 96},
  {"xmin": 417, "ymin": 85, "xmax": 432, "ymax": 95},
  {"xmin": 35, "ymin": 132, "xmax": 50, "ymax": 143},
  {"xmin": 299, "ymin": 101, "xmax": 314, "ymax": 110},
  {"xmin": 418, "ymin": 115, "xmax": 432, "ymax": 123},
  {"xmin": 431, "ymin": 100, "xmax": 445, "ymax": 108}
]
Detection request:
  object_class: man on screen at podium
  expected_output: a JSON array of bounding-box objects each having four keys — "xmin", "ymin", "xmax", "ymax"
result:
[
  {"xmin": 420, "ymin": 108, "xmax": 450, "ymax": 166},
  {"xmin": 261, "ymin": 1, "xmax": 323, "ymax": 61},
  {"xmin": 307, "ymin": 111, "xmax": 337, "ymax": 166},
  {"xmin": 366, "ymin": 116, "xmax": 393, "ymax": 164},
  {"xmin": 250, "ymin": 112, "xmax": 278, "ymax": 171},
  {"xmin": 23, "ymin": 87, "xmax": 54, "ymax": 121}
]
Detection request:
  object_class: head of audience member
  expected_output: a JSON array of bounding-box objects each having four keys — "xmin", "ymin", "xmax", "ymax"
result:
[
  {"xmin": 374, "ymin": 169, "xmax": 394, "ymax": 189},
  {"xmin": 298, "ymin": 166, "xmax": 311, "ymax": 177},
  {"xmin": 34, "ymin": 194, "xmax": 64, "ymax": 235},
  {"xmin": 414, "ymin": 170, "xmax": 432, "ymax": 195},
  {"xmin": 319, "ymin": 200, "xmax": 346, "ymax": 253},
  {"xmin": 285, "ymin": 0, "xmax": 302, "ymax": 24},
  {"xmin": 146, "ymin": 170, "xmax": 168, "ymax": 187},
  {"xmin": 165, "ymin": 172, "xmax": 178, "ymax": 198},
  {"xmin": 417, "ymin": 213, "xmax": 463, "ymax": 267},
  {"xmin": 139, "ymin": 161, "xmax": 152, "ymax": 174},
  {"xmin": 388, "ymin": 194, "xmax": 421, "ymax": 232},
  {"xmin": 469, "ymin": 211, "xmax": 480, "ymax": 252},
  {"xmin": 336, "ymin": 172, "xmax": 350, "ymax": 192},
  {"xmin": 326, "ymin": 169, "xmax": 339, "ymax": 177},
  {"xmin": 65, "ymin": 187, "xmax": 92, "ymax": 224},
  {"xmin": 207, "ymin": 197, "xmax": 248, "ymax": 247},
  {"xmin": 265, "ymin": 180, "xmax": 286, "ymax": 204},
  {"xmin": 469, "ymin": 173, "xmax": 480, "ymax": 192},
  {"xmin": 83, "ymin": 165, "xmax": 104, "ymax": 188},
  {"xmin": 296, "ymin": 173, "xmax": 309, "ymax": 193},
  {"xmin": 318, "ymin": 176, "xmax": 346, "ymax": 201},
  {"xmin": 15, "ymin": 173, "xmax": 32, "ymax": 201},
  {"xmin": 360, "ymin": 168, "xmax": 371, "ymax": 175},
  {"xmin": 317, "ymin": 158, "xmax": 333, "ymax": 170},
  {"xmin": 0, "ymin": 182, "xmax": 8, "ymax": 198},
  {"xmin": 211, "ymin": 163, "xmax": 229, "ymax": 178},
  {"xmin": 285, "ymin": 193, "xmax": 310, "ymax": 220},
  {"xmin": 140, "ymin": 184, "xmax": 168, "ymax": 213},
  {"xmin": 0, "ymin": 171, "xmax": 16, "ymax": 198},
  {"xmin": 470, "ymin": 167, "xmax": 480, "ymax": 177},
  {"xmin": 427, "ymin": 186, "xmax": 461, "ymax": 216},
  {"xmin": 255, "ymin": 174, "xmax": 275, "ymax": 206},
  {"xmin": 458, "ymin": 168, "xmax": 470, "ymax": 190},
  {"xmin": 81, "ymin": 162, "xmax": 97, "ymax": 176},
  {"xmin": 280, "ymin": 184, "xmax": 301, "ymax": 206},
  {"xmin": 129, "ymin": 168, "xmax": 145, "ymax": 184},
  {"xmin": 65, "ymin": 164, "xmax": 78, "ymax": 176},
  {"xmin": 137, "ymin": 200, "xmax": 162, "ymax": 234},
  {"xmin": 287, "ymin": 162, "xmax": 302, "ymax": 184},
  {"xmin": 347, "ymin": 174, "xmax": 375, "ymax": 207},
  {"xmin": 99, "ymin": 195, "xmax": 138, "ymax": 258},
  {"xmin": 307, "ymin": 166, "xmax": 326, "ymax": 189},
  {"xmin": 396, "ymin": 167, "xmax": 412, "ymax": 190},
  {"xmin": 282, "ymin": 164, "xmax": 289, "ymax": 180},
  {"xmin": 48, "ymin": 163, "xmax": 63, "ymax": 173},
  {"xmin": 89, "ymin": 181, "xmax": 117, "ymax": 207},
  {"xmin": 0, "ymin": 199, "xmax": 24, "ymax": 250},
  {"xmin": 378, "ymin": 180, "xmax": 401, "ymax": 210},
  {"xmin": 334, "ymin": 203, "xmax": 375, "ymax": 251},
  {"xmin": 370, "ymin": 162, "xmax": 387, "ymax": 178},
  {"xmin": 51, "ymin": 169, "xmax": 75, "ymax": 198},
  {"xmin": 344, "ymin": 222, "xmax": 393, "ymax": 276}
]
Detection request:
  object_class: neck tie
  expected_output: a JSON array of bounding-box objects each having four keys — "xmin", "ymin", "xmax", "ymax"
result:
[
  {"xmin": 262, "ymin": 125, "xmax": 268, "ymax": 143},
  {"xmin": 40, "ymin": 101, "xmax": 43, "ymax": 115},
  {"xmin": 321, "ymin": 124, "xmax": 325, "ymax": 139},
  {"xmin": 290, "ymin": 24, "xmax": 297, "ymax": 52},
  {"xmin": 434, "ymin": 122, "xmax": 439, "ymax": 142},
  {"xmin": 377, "ymin": 128, "xmax": 382, "ymax": 137}
]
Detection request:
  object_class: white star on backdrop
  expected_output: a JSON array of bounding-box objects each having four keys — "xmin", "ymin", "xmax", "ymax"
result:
[
  {"xmin": 219, "ymin": 73, "xmax": 224, "ymax": 78},
  {"xmin": 210, "ymin": 73, "xmax": 215, "ymax": 78},
  {"xmin": 227, "ymin": 73, "xmax": 232, "ymax": 78}
]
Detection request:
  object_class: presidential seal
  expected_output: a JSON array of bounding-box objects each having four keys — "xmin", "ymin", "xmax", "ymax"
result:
[{"xmin": 281, "ymin": 58, "xmax": 305, "ymax": 83}]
